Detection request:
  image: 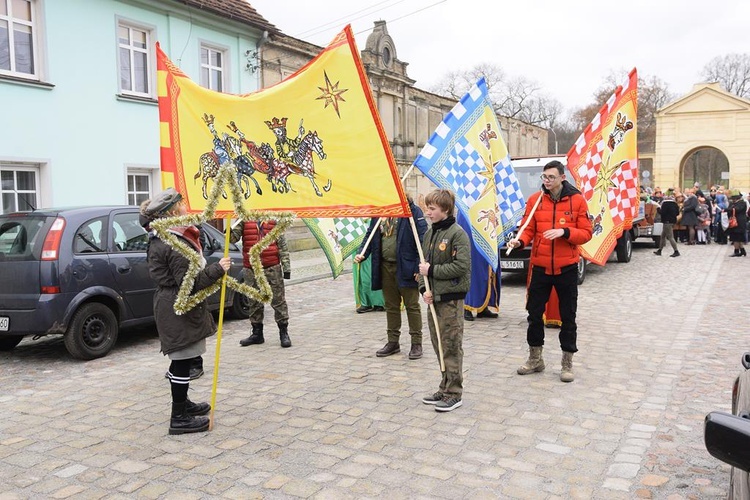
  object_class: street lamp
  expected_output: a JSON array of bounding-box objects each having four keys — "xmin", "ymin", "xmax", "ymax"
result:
[{"xmin": 549, "ymin": 127, "xmax": 558, "ymax": 155}]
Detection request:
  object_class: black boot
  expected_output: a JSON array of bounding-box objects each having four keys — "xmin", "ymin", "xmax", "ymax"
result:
[
  {"xmin": 742, "ymin": 248, "xmax": 747, "ymax": 257},
  {"xmin": 279, "ymin": 322, "xmax": 291, "ymax": 348},
  {"xmin": 731, "ymin": 248, "xmax": 741, "ymax": 257},
  {"xmin": 185, "ymin": 398, "xmax": 211, "ymax": 416},
  {"xmin": 240, "ymin": 323, "xmax": 264, "ymax": 346},
  {"xmin": 169, "ymin": 401, "xmax": 209, "ymax": 435},
  {"xmin": 189, "ymin": 356, "xmax": 204, "ymax": 380}
]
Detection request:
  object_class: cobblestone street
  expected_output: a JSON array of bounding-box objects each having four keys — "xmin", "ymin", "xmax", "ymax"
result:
[{"xmin": 1, "ymin": 242, "xmax": 748, "ymax": 499}]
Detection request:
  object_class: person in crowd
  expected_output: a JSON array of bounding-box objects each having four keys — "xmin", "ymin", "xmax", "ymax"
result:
[
  {"xmin": 353, "ymin": 255, "xmax": 385, "ymax": 313},
  {"xmin": 696, "ymin": 196, "xmax": 711, "ymax": 244},
  {"xmin": 713, "ymin": 188, "xmax": 729, "ymax": 244},
  {"xmin": 673, "ymin": 193, "xmax": 686, "ymax": 243},
  {"xmin": 142, "ymin": 188, "xmax": 230, "ymax": 435},
  {"xmin": 680, "ymin": 188, "xmax": 699, "ymax": 245},
  {"xmin": 418, "ymin": 189, "xmax": 471, "ymax": 412},
  {"xmin": 507, "ymin": 160, "xmax": 592, "ymax": 383},
  {"xmin": 355, "ymin": 194, "xmax": 428, "ymax": 360},
  {"xmin": 727, "ymin": 189, "xmax": 748, "ymax": 257},
  {"xmin": 231, "ymin": 219, "xmax": 292, "ymax": 348},
  {"xmin": 654, "ymin": 188, "xmax": 680, "ymax": 257}
]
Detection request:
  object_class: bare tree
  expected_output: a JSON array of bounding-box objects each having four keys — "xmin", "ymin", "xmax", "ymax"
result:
[
  {"xmin": 430, "ymin": 64, "xmax": 563, "ymax": 127},
  {"xmin": 701, "ymin": 53, "xmax": 750, "ymax": 98}
]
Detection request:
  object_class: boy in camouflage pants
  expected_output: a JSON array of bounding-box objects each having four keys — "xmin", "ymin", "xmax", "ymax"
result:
[{"xmin": 418, "ymin": 189, "xmax": 471, "ymax": 412}]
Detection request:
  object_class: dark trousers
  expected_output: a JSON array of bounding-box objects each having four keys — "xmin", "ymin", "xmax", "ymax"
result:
[{"xmin": 526, "ymin": 266, "xmax": 578, "ymax": 353}]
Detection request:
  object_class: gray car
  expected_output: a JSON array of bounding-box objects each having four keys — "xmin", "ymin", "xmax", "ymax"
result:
[
  {"xmin": 705, "ymin": 352, "xmax": 750, "ymax": 499},
  {"xmin": 0, "ymin": 206, "xmax": 249, "ymax": 360}
]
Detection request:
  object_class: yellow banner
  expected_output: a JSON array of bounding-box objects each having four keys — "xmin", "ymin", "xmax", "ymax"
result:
[{"xmin": 157, "ymin": 26, "xmax": 409, "ymax": 218}]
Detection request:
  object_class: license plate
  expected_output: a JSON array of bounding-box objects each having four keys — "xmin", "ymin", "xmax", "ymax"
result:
[
  {"xmin": 500, "ymin": 260, "xmax": 525, "ymax": 269},
  {"xmin": 0, "ymin": 317, "xmax": 8, "ymax": 331}
]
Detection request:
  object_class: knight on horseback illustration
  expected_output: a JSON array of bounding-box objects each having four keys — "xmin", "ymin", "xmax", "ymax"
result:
[{"xmin": 193, "ymin": 114, "xmax": 332, "ymax": 199}]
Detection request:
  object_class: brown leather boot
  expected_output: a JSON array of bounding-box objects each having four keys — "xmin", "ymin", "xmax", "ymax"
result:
[
  {"xmin": 376, "ymin": 341, "xmax": 400, "ymax": 357},
  {"xmin": 408, "ymin": 344, "xmax": 423, "ymax": 359}
]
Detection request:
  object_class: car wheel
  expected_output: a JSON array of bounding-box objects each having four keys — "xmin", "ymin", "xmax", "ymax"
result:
[
  {"xmin": 0, "ymin": 335, "xmax": 23, "ymax": 351},
  {"xmin": 64, "ymin": 303, "xmax": 119, "ymax": 360},
  {"xmin": 616, "ymin": 231, "xmax": 632, "ymax": 263},
  {"xmin": 228, "ymin": 289, "xmax": 251, "ymax": 320},
  {"xmin": 576, "ymin": 257, "xmax": 587, "ymax": 285}
]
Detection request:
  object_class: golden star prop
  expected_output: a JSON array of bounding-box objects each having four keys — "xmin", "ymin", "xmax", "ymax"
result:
[{"xmin": 150, "ymin": 163, "xmax": 295, "ymax": 315}]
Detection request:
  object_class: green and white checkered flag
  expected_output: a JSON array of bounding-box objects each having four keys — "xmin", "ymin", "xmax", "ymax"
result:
[{"xmin": 302, "ymin": 217, "xmax": 370, "ymax": 278}]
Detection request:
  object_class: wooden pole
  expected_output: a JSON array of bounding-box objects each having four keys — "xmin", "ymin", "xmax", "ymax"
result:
[
  {"xmin": 506, "ymin": 189, "xmax": 543, "ymax": 256},
  {"xmin": 409, "ymin": 216, "xmax": 445, "ymax": 372},
  {"xmin": 208, "ymin": 213, "xmax": 232, "ymax": 431}
]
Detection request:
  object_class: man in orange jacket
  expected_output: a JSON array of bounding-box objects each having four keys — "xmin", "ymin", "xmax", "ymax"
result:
[{"xmin": 508, "ymin": 160, "xmax": 592, "ymax": 382}]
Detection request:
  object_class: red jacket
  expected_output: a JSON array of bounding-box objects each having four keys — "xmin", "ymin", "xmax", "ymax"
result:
[
  {"xmin": 242, "ymin": 220, "xmax": 280, "ymax": 269},
  {"xmin": 518, "ymin": 181, "xmax": 593, "ymax": 275}
]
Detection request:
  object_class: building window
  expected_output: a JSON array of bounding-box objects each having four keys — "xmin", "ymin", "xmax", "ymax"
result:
[
  {"xmin": 1, "ymin": 166, "xmax": 38, "ymax": 213},
  {"xmin": 0, "ymin": 0, "xmax": 39, "ymax": 78},
  {"xmin": 126, "ymin": 170, "xmax": 151, "ymax": 206},
  {"xmin": 200, "ymin": 45, "xmax": 225, "ymax": 92},
  {"xmin": 118, "ymin": 23, "xmax": 151, "ymax": 97}
]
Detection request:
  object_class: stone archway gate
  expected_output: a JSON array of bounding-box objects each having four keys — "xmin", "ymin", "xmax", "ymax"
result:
[{"xmin": 654, "ymin": 83, "xmax": 750, "ymax": 191}]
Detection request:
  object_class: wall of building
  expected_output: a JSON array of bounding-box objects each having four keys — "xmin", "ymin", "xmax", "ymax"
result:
[{"xmin": 0, "ymin": 0, "xmax": 265, "ymax": 209}]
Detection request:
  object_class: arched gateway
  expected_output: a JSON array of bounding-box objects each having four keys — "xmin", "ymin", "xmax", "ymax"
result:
[{"xmin": 654, "ymin": 83, "xmax": 750, "ymax": 192}]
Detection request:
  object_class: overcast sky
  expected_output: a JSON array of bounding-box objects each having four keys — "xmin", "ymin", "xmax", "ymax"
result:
[{"xmin": 251, "ymin": 0, "xmax": 749, "ymax": 113}]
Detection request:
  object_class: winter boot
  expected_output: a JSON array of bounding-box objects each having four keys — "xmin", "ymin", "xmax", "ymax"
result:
[
  {"xmin": 278, "ymin": 322, "xmax": 292, "ymax": 348},
  {"xmin": 185, "ymin": 398, "xmax": 211, "ymax": 416},
  {"xmin": 517, "ymin": 346, "xmax": 545, "ymax": 375},
  {"xmin": 240, "ymin": 323, "xmax": 264, "ymax": 346},
  {"xmin": 169, "ymin": 401, "xmax": 209, "ymax": 435},
  {"xmin": 560, "ymin": 351, "xmax": 575, "ymax": 383}
]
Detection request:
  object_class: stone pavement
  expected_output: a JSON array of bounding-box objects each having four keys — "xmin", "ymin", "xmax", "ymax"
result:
[{"xmin": 1, "ymin": 241, "xmax": 748, "ymax": 499}]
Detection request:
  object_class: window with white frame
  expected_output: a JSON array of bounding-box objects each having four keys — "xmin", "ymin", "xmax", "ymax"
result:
[
  {"xmin": 1, "ymin": 166, "xmax": 39, "ymax": 213},
  {"xmin": 0, "ymin": 0, "xmax": 39, "ymax": 78},
  {"xmin": 118, "ymin": 22, "xmax": 151, "ymax": 96},
  {"xmin": 126, "ymin": 170, "xmax": 152, "ymax": 206},
  {"xmin": 200, "ymin": 45, "xmax": 225, "ymax": 92}
]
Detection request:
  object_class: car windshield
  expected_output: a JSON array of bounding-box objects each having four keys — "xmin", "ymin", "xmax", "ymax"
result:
[
  {"xmin": 515, "ymin": 167, "xmax": 545, "ymax": 200},
  {"xmin": 0, "ymin": 216, "xmax": 50, "ymax": 261}
]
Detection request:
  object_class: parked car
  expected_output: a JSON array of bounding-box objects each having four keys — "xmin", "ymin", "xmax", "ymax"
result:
[
  {"xmin": 0, "ymin": 206, "xmax": 250, "ymax": 360},
  {"xmin": 704, "ymin": 352, "xmax": 750, "ymax": 499}
]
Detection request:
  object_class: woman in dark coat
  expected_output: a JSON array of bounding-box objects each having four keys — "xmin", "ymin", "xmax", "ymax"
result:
[
  {"xmin": 727, "ymin": 189, "xmax": 748, "ymax": 257},
  {"xmin": 141, "ymin": 188, "xmax": 230, "ymax": 434},
  {"xmin": 680, "ymin": 189, "xmax": 700, "ymax": 245}
]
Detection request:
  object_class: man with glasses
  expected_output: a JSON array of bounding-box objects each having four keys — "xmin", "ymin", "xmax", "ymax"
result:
[{"xmin": 508, "ymin": 161, "xmax": 592, "ymax": 382}]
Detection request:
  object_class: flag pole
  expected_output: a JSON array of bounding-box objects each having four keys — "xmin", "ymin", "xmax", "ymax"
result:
[
  {"xmin": 356, "ymin": 166, "xmax": 416, "ymax": 257},
  {"xmin": 506, "ymin": 189, "xmax": 543, "ymax": 256},
  {"xmin": 208, "ymin": 213, "xmax": 232, "ymax": 431},
  {"xmin": 409, "ymin": 216, "xmax": 445, "ymax": 372}
]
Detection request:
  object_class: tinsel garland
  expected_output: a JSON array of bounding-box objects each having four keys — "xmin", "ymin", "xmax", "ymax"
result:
[{"xmin": 150, "ymin": 164, "xmax": 294, "ymax": 315}]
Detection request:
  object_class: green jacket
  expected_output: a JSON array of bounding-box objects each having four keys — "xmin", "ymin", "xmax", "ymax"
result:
[{"xmin": 419, "ymin": 216, "xmax": 471, "ymax": 302}]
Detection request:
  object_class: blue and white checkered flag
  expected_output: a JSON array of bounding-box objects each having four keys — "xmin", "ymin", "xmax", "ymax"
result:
[{"xmin": 413, "ymin": 78, "xmax": 525, "ymax": 270}]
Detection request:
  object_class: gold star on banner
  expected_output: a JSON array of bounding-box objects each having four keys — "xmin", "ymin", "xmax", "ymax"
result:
[
  {"xmin": 593, "ymin": 158, "xmax": 627, "ymax": 204},
  {"xmin": 316, "ymin": 71, "xmax": 348, "ymax": 118},
  {"xmin": 476, "ymin": 164, "xmax": 496, "ymax": 200},
  {"xmin": 150, "ymin": 163, "xmax": 295, "ymax": 315}
]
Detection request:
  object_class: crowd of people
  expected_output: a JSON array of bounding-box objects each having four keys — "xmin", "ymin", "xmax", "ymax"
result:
[{"xmin": 648, "ymin": 182, "xmax": 748, "ymax": 257}]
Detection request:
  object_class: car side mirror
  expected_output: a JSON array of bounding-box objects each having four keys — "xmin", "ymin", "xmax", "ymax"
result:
[{"xmin": 704, "ymin": 411, "xmax": 750, "ymax": 472}]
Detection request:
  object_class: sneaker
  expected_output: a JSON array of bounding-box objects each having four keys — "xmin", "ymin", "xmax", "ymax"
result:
[
  {"xmin": 356, "ymin": 305, "xmax": 373, "ymax": 313},
  {"xmin": 435, "ymin": 397, "xmax": 463, "ymax": 412},
  {"xmin": 422, "ymin": 392, "xmax": 443, "ymax": 405}
]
